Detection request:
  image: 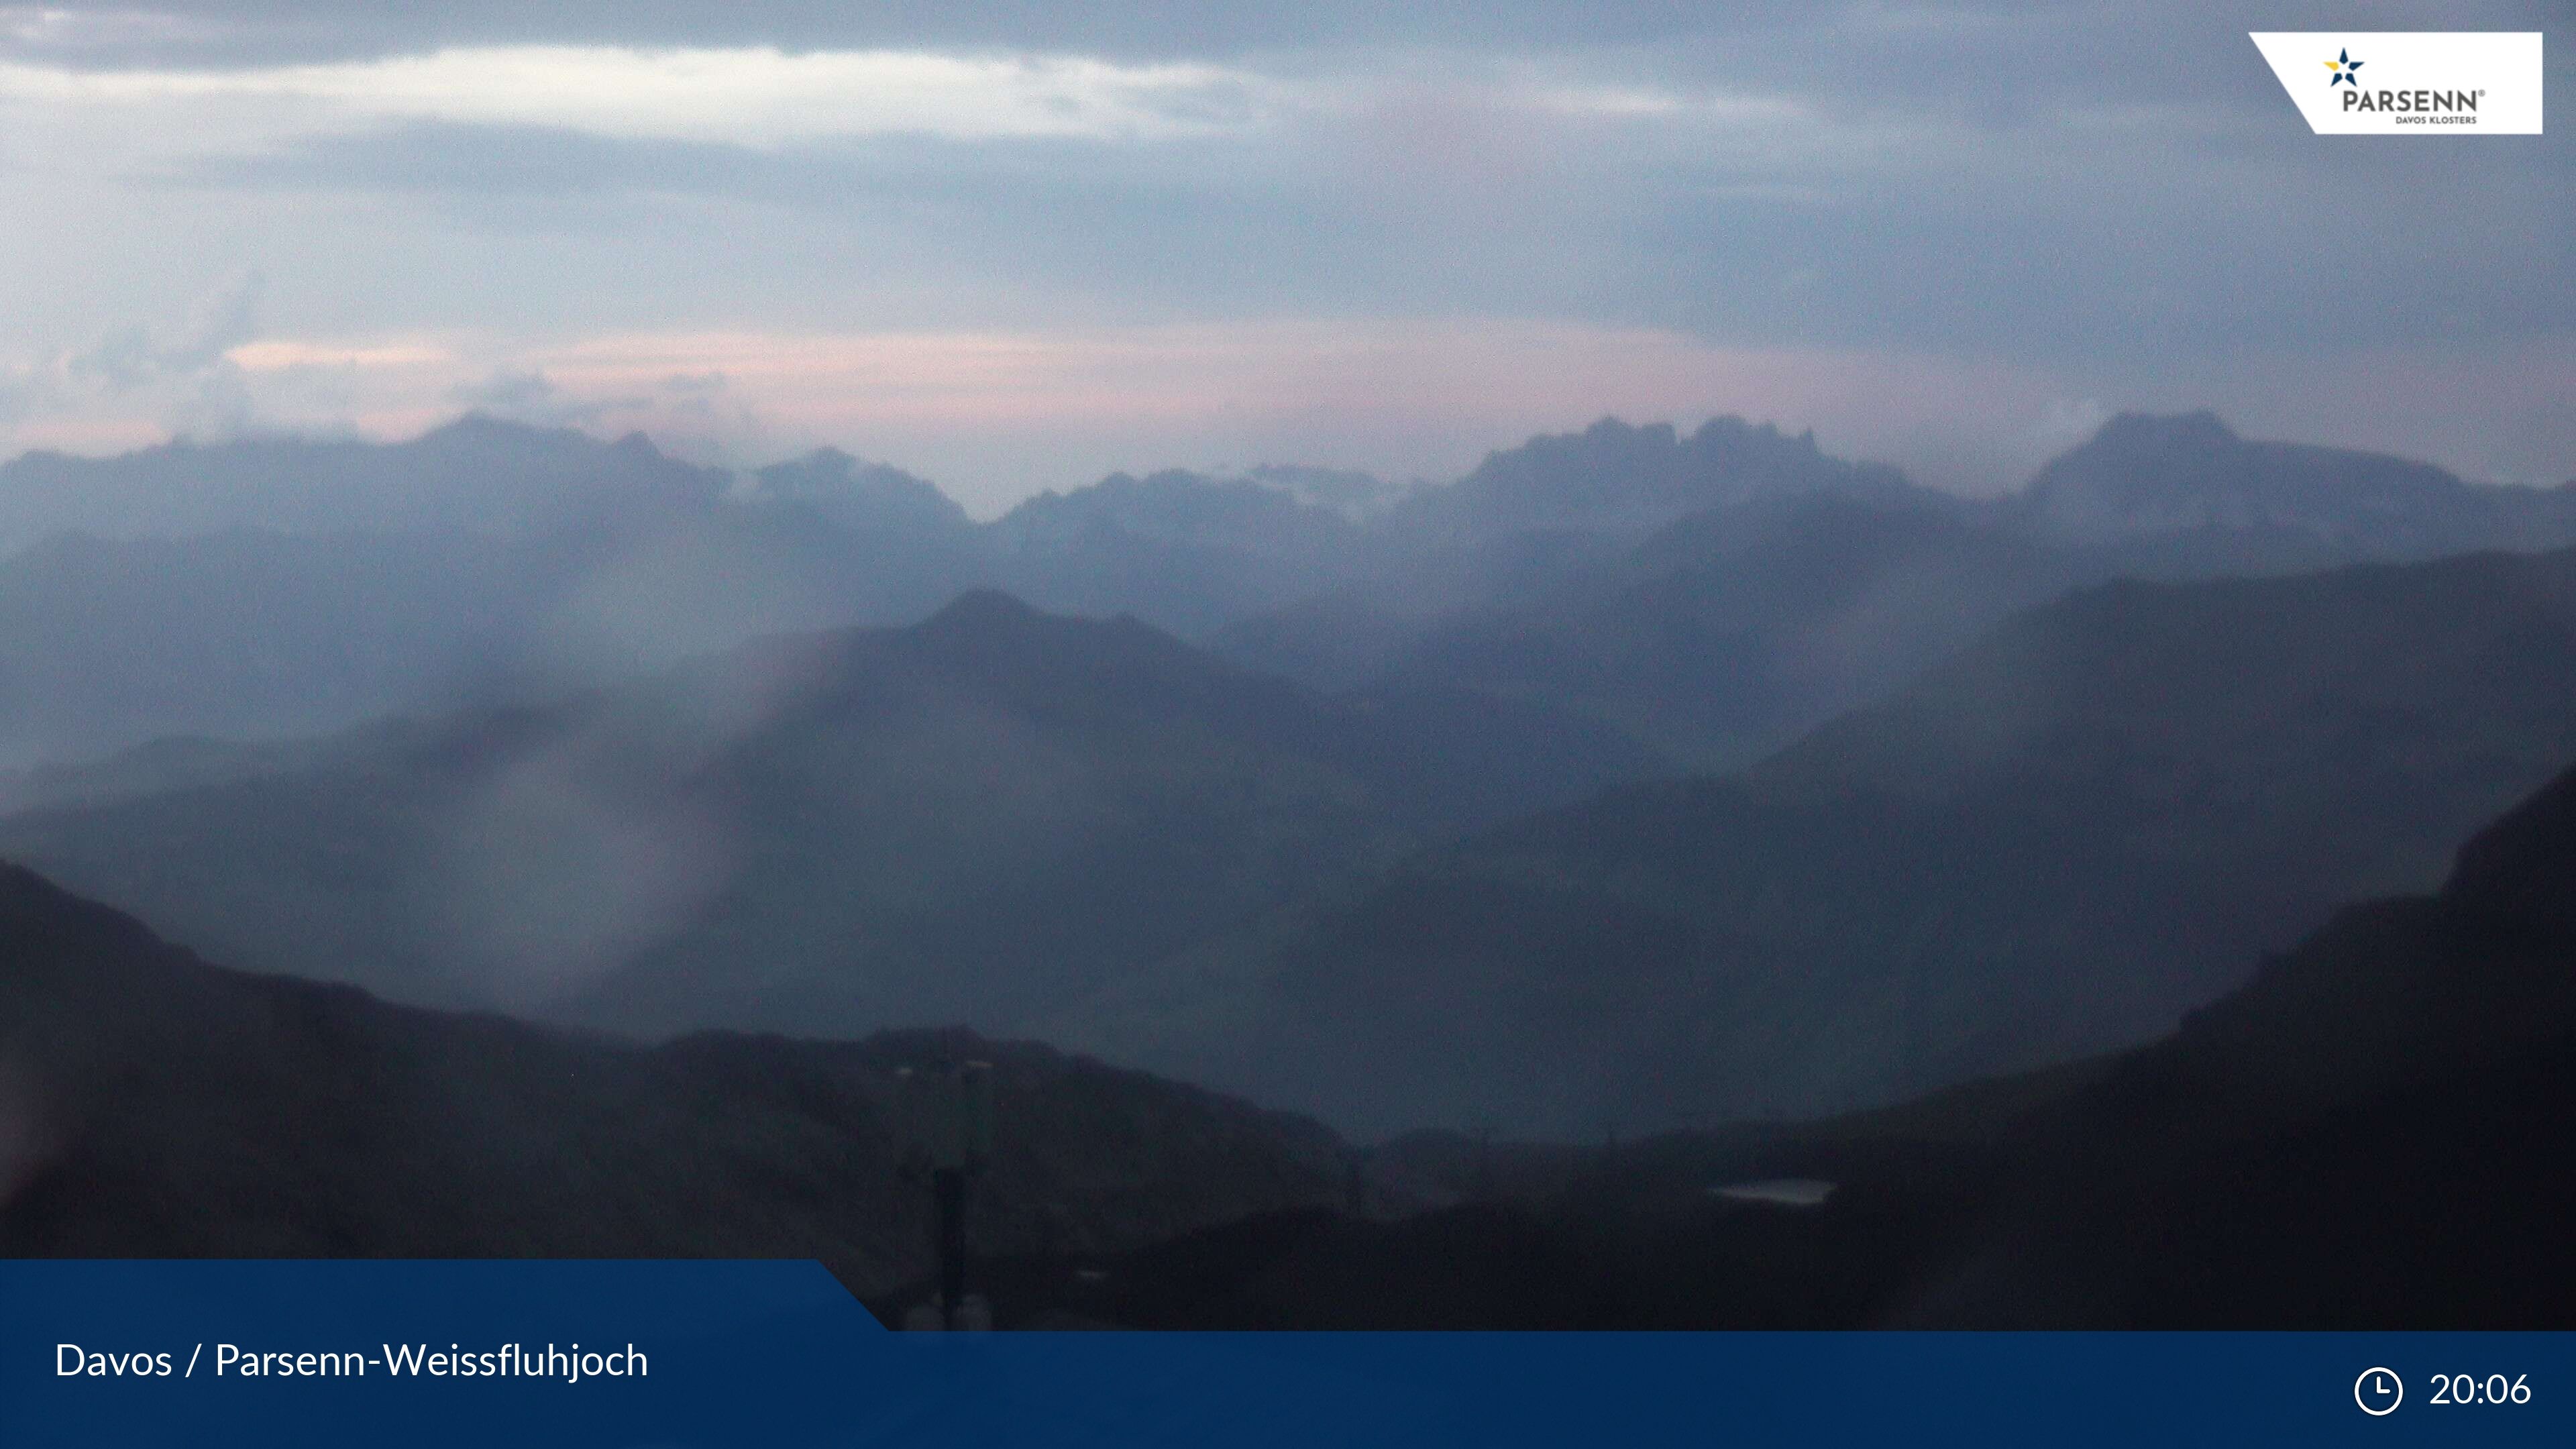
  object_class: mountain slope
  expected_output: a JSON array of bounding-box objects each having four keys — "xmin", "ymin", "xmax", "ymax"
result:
[
  {"xmin": 21, "ymin": 411, "xmax": 2553, "ymax": 774},
  {"xmin": 2007, "ymin": 410, "xmax": 2576, "ymax": 553},
  {"xmin": 0, "ymin": 592, "xmax": 1662, "ymax": 1038},
  {"xmin": 1913, "ymin": 755, "xmax": 2576, "ymax": 1326},
  {"xmin": 985, "ymin": 470, "xmax": 1367, "ymax": 637},
  {"xmin": 1070, "ymin": 547, "xmax": 2576, "ymax": 1139},
  {"xmin": 0, "ymin": 861, "xmax": 1350, "ymax": 1293},
  {"xmin": 1381, "ymin": 416, "xmax": 1919, "ymax": 543},
  {"xmin": 0, "ymin": 415, "xmax": 728, "ymax": 549},
  {"xmin": 0, "ymin": 425, "xmax": 989, "ymax": 765},
  {"xmin": 1377, "ymin": 490, "xmax": 2075, "ymax": 767},
  {"xmin": 0, "ymin": 506, "xmax": 1002, "ymax": 769},
  {"xmin": 996, "ymin": 760, "xmax": 2576, "ymax": 1328},
  {"xmin": 19, "ymin": 745, "xmax": 2567, "ymax": 1327},
  {"xmin": 1222, "ymin": 413, "xmax": 2576, "ymax": 767},
  {"xmin": 0, "ymin": 528, "xmax": 535, "ymax": 765},
  {"xmin": 1224, "ymin": 406, "xmax": 2576, "ymax": 845},
  {"xmin": 0, "ymin": 415, "xmax": 1881, "ymax": 765}
]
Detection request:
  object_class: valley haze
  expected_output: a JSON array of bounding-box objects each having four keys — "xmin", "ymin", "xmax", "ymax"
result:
[{"xmin": 0, "ymin": 407, "xmax": 2571, "ymax": 1148}]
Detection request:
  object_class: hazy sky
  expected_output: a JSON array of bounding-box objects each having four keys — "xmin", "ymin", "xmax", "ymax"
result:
[{"xmin": 1, "ymin": 1, "xmax": 2567, "ymax": 514}]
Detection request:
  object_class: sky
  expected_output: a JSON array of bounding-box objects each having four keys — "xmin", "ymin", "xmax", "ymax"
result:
[{"xmin": 0, "ymin": 1, "xmax": 2567, "ymax": 515}]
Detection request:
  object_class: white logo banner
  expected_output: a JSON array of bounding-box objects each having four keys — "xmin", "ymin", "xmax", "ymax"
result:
[{"xmin": 2249, "ymin": 32, "xmax": 2542, "ymax": 134}]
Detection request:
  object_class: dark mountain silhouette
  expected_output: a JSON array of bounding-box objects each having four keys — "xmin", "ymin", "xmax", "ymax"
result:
[
  {"xmin": 7, "ymin": 751, "xmax": 2572, "ymax": 1328},
  {"xmin": 1910, "ymin": 755, "xmax": 2576, "ymax": 1326},
  {"xmin": 0, "ymin": 592, "xmax": 1662, "ymax": 1038},
  {"xmin": 1069, "ymin": 546, "xmax": 2576, "ymax": 1139},
  {"xmin": 0, "ymin": 861, "xmax": 1352, "ymax": 1295},
  {"xmin": 978, "ymin": 759, "xmax": 2576, "ymax": 1328}
]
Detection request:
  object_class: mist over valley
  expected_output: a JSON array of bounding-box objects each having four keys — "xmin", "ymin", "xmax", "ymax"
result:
[{"xmin": 1, "ymin": 407, "xmax": 2571, "ymax": 1327}]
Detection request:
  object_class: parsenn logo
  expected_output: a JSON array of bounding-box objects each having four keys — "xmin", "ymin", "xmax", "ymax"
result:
[
  {"xmin": 2326, "ymin": 42, "xmax": 2477, "ymax": 118},
  {"xmin": 2250, "ymin": 32, "xmax": 2542, "ymax": 134}
]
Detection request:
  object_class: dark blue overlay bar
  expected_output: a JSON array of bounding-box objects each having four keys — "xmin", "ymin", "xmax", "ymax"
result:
[{"xmin": 3, "ymin": 1261, "xmax": 2565, "ymax": 1445}]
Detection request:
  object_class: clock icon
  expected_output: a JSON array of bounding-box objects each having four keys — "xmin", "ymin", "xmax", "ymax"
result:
[{"xmin": 2356, "ymin": 1367, "xmax": 2404, "ymax": 1416}]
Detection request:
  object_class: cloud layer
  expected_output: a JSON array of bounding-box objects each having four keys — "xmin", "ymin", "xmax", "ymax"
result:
[{"xmin": 1, "ymin": 3, "xmax": 2567, "ymax": 498}]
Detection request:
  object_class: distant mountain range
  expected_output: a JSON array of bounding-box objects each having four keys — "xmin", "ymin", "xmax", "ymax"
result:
[
  {"xmin": 0, "ymin": 421, "xmax": 983, "ymax": 765},
  {"xmin": 2, "ymin": 405, "xmax": 2571, "ymax": 1143},
  {"xmin": 1065, "ymin": 545, "xmax": 2576, "ymax": 1138},
  {"xmin": 0, "ymin": 419, "xmax": 1387, "ymax": 763},
  {"xmin": 6, "ymin": 399, "xmax": 2574, "ymax": 1329},
  {"xmin": 985, "ymin": 469, "xmax": 1368, "ymax": 637},
  {"xmin": 0, "ymin": 417, "xmax": 728, "ymax": 550},
  {"xmin": 1381, "ymin": 415, "xmax": 1921, "ymax": 543},
  {"xmin": 11, "ymin": 407, "xmax": 2561, "ymax": 769},
  {"xmin": 1220, "ymin": 412, "xmax": 2576, "ymax": 768},
  {"xmin": 0, "ymin": 592, "xmax": 1658, "ymax": 1036}
]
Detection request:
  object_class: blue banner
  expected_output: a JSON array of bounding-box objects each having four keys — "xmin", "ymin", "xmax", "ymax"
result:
[{"xmin": 3, "ymin": 1260, "xmax": 2567, "ymax": 1445}]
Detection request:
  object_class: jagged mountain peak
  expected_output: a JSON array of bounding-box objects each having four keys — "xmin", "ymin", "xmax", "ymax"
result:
[
  {"xmin": 745, "ymin": 447, "xmax": 970, "ymax": 529},
  {"xmin": 2006, "ymin": 410, "xmax": 2566, "ymax": 553},
  {"xmin": 1391, "ymin": 414, "xmax": 1921, "ymax": 542}
]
